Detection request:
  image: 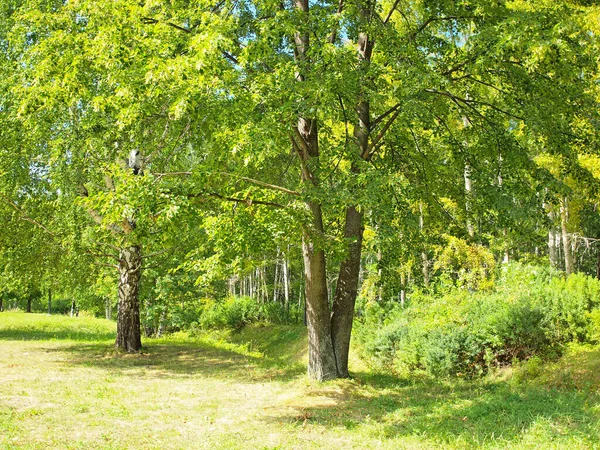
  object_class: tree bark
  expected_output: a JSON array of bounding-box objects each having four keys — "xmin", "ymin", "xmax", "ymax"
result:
[
  {"xmin": 302, "ymin": 209, "xmax": 338, "ymax": 380},
  {"xmin": 47, "ymin": 288, "xmax": 51, "ymax": 315},
  {"xmin": 331, "ymin": 206, "xmax": 364, "ymax": 377},
  {"xmin": 115, "ymin": 245, "xmax": 142, "ymax": 352}
]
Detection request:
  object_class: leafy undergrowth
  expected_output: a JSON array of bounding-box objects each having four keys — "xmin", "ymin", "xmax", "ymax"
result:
[{"xmin": 0, "ymin": 312, "xmax": 599, "ymax": 449}]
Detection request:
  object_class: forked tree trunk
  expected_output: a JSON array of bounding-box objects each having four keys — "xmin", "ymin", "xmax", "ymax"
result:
[
  {"xmin": 116, "ymin": 245, "xmax": 142, "ymax": 352},
  {"xmin": 331, "ymin": 206, "xmax": 364, "ymax": 378}
]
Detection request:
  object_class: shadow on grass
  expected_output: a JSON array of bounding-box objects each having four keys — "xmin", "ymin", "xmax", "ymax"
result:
[
  {"xmin": 41, "ymin": 339, "xmax": 306, "ymax": 382},
  {"xmin": 263, "ymin": 371, "xmax": 600, "ymax": 446}
]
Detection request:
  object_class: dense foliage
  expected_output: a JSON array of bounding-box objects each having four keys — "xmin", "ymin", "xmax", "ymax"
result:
[{"xmin": 356, "ymin": 263, "xmax": 600, "ymax": 377}]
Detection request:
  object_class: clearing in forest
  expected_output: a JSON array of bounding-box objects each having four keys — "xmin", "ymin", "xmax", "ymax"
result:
[{"xmin": 1, "ymin": 312, "xmax": 599, "ymax": 449}]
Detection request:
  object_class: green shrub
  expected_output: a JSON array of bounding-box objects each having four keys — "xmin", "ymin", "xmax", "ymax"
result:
[
  {"xmin": 196, "ymin": 297, "xmax": 293, "ymax": 330},
  {"xmin": 356, "ymin": 262, "xmax": 600, "ymax": 377}
]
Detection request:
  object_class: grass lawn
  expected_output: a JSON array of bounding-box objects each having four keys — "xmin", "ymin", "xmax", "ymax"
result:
[{"xmin": 1, "ymin": 312, "xmax": 599, "ymax": 449}]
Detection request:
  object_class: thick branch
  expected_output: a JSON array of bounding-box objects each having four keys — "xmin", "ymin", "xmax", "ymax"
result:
[
  {"xmin": 371, "ymin": 103, "xmax": 401, "ymax": 129},
  {"xmin": 364, "ymin": 108, "xmax": 401, "ymax": 159}
]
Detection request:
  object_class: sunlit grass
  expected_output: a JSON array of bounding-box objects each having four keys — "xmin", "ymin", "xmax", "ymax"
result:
[{"xmin": 1, "ymin": 311, "xmax": 599, "ymax": 449}]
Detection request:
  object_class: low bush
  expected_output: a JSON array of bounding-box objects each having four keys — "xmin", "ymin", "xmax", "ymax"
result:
[
  {"xmin": 356, "ymin": 262, "xmax": 600, "ymax": 377},
  {"xmin": 197, "ymin": 296, "xmax": 293, "ymax": 330}
]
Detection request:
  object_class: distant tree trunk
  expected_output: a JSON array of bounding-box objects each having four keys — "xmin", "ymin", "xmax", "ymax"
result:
[
  {"xmin": 0, "ymin": 296, "xmax": 3, "ymax": 312},
  {"xmin": 400, "ymin": 272, "xmax": 406, "ymax": 308},
  {"xmin": 548, "ymin": 228, "xmax": 558, "ymax": 268},
  {"xmin": 283, "ymin": 253, "xmax": 290, "ymax": 314},
  {"xmin": 115, "ymin": 245, "xmax": 142, "ymax": 352},
  {"xmin": 47, "ymin": 288, "xmax": 51, "ymax": 315},
  {"xmin": 157, "ymin": 309, "xmax": 166, "ymax": 337},
  {"xmin": 464, "ymin": 162, "xmax": 474, "ymax": 237},
  {"xmin": 261, "ymin": 267, "xmax": 268, "ymax": 303},
  {"xmin": 26, "ymin": 296, "xmax": 32, "ymax": 313},
  {"xmin": 560, "ymin": 199, "xmax": 574, "ymax": 275},
  {"xmin": 228, "ymin": 276, "xmax": 237, "ymax": 297},
  {"xmin": 419, "ymin": 202, "xmax": 430, "ymax": 287},
  {"xmin": 105, "ymin": 298, "xmax": 112, "ymax": 320},
  {"xmin": 596, "ymin": 243, "xmax": 600, "ymax": 280},
  {"xmin": 273, "ymin": 260, "xmax": 280, "ymax": 303}
]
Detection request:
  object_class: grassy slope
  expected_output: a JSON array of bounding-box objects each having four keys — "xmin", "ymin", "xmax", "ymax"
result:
[{"xmin": 0, "ymin": 312, "xmax": 598, "ymax": 450}]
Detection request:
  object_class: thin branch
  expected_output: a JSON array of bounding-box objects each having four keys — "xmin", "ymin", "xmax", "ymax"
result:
[
  {"xmin": 85, "ymin": 250, "xmax": 120, "ymax": 262},
  {"xmin": 141, "ymin": 248, "xmax": 173, "ymax": 260},
  {"xmin": 141, "ymin": 18, "xmax": 238, "ymax": 64},
  {"xmin": 424, "ymin": 89, "xmax": 525, "ymax": 121},
  {"xmin": 383, "ymin": 0, "xmax": 401, "ymax": 25},
  {"xmin": 185, "ymin": 190, "xmax": 287, "ymax": 208},
  {"xmin": 152, "ymin": 171, "xmax": 193, "ymax": 184},
  {"xmin": 219, "ymin": 172, "xmax": 300, "ymax": 196},
  {"xmin": 409, "ymin": 16, "xmax": 474, "ymax": 41},
  {"xmin": 371, "ymin": 103, "xmax": 401, "ymax": 129},
  {"xmin": 142, "ymin": 17, "xmax": 192, "ymax": 33},
  {"xmin": 0, "ymin": 193, "xmax": 56, "ymax": 237}
]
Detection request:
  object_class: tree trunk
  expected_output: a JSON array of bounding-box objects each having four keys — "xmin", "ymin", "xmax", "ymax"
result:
[
  {"xmin": 331, "ymin": 206, "xmax": 364, "ymax": 378},
  {"xmin": 116, "ymin": 245, "xmax": 142, "ymax": 352},
  {"xmin": 273, "ymin": 256, "xmax": 280, "ymax": 303},
  {"xmin": 328, "ymin": 15, "xmax": 371, "ymax": 378},
  {"xmin": 157, "ymin": 309, "xmax": 166, "ymax": 338},
  {"xmin": 548, "ymin": 229, "xmax": 558, "ymax": 268},
  {"xmin": 560, "ymin": 199, "xmax": 574, "ymax": 275},
  {"xmin": 464, "ymin": 162, "xmax": 474, "ymax": 237},
  {"xmin": 302, "ymin": 202, "xmax": 338, "ymax": 381},
  {"xmin": 70, "ymin": 300, "xmax": 76, "ymax": 317},
  {"xmin": 47, "ymin": 288, "xmax": 51, "ymax": 315},
  {"xmin": 105, "ymin": 298, "xmax": 112, "ymax": 320},
  {"xmin": 26, "ymin": 296, "xmax": 32, "ymax": 313},
  {"xmin": 283, "ymin": 252, "xmax": 290, "ymax": 314}
]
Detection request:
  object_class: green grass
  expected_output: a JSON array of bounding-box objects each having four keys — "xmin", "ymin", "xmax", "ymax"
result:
[{"xmin": 1, "ymin": 311, "xmax": 599, "ymax": 449}]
